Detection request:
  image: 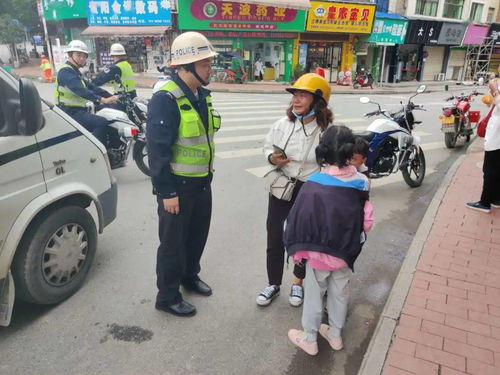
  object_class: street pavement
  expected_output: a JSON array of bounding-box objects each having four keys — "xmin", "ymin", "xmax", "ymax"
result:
[{"xmin": 0, "ymin": 82, "xmax": 488, "ymax": 375}]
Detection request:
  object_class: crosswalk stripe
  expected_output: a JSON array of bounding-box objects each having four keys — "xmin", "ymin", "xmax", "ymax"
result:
[
  {"xmin": 214, "ymin": 101, "xmax": 284, "ymax": 106},
  {"xmin": 220, "ymin": 109, "xmax": 286, "ymax": 116},
  {"xmin": 219, "ymin": 124, "xmax": 271, "ymax": 132},
  {"xmin": 216, "ymin": 104, "xmax": 287, "ymax": 110},
  {"xmin": 222, "ymin": 116, "xmax": 282, "ymax": 124},
  {"xmin": 216, "ymin": 134, "xmax": 266, "ymax": 144},
  {"xmin": 420, "ymin": 141, "xmax": 446, "ymax": 151},
  {"xmin": 217, "ymin": 148, "xmax": 262, "ymax": 159}
]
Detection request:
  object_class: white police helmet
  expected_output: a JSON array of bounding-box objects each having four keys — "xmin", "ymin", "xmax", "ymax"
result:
[
  {"xmin": 170, "ymin": 32, "xmax": 218, "ymax": 66},
  {"xmin": 110, "ymin": 43, "xmax": 126, "ymax": 56},
  {"xmin": 67, "ymin": 40, "xmax": 89, "ymax": 55}
]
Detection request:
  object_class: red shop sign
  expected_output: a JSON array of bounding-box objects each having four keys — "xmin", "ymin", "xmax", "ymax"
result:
[{"xmin": 190, "ymin": 0, "xmax": 298, "ymax": 22}]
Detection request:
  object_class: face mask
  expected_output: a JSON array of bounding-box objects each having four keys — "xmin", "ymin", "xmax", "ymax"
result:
[{"xmin": 292, "ymin": 109, "xmax": 315, "ymax": 120}]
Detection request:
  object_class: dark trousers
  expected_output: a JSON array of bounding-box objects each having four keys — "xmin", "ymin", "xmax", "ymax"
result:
[
  {"xmin": 67, "ymin": 108, "xmax": 109, "ymax": 146},
  {"xmin": 480, "ymin": 149, "xmax": 500, "ymax": 206},
  {"xmin": 156, "ymin": 187, "xmax": 212, "ymax": 305},
  {"xmin": 266, "ymin": 181, "xmax": 306, "ymax": 286}
]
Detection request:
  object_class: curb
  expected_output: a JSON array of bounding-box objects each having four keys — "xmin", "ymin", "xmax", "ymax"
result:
[
  {"xmin": 19, "ymin": 73, "xmax": 443, "ymax": 95},
  {"xmin": 356, "ymin": 145, "xmax": 473, "ymax": 375}
]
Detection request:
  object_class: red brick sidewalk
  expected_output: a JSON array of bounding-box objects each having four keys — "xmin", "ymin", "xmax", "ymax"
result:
[{"xmin": 382, "ymin": 145, "xmax": 500, "ymax": 375}]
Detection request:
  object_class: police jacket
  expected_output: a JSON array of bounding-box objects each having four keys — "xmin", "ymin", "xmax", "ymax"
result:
[
  {"xmin": 147, "ymin": 74, "xmax": 213, "ymax": 198},
  {"xmin": 92, "ymin": 59, "xmax": 136, "ymax": 97},
  {"xmin": 56, "ymin": 61, "xmax": 111, "ymax": 107},
  {"xmin": 284, "ymin": 172, "xmax": 369, "ymax": 270}
]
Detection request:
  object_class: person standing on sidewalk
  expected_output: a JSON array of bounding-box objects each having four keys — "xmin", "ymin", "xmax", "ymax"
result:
[
  {"xmin": 285, "ymin": 125, "xmax": 374, "ymax": 356},
  {"xmin": 39, "ymin": 55, "xmax": 53, "ymax": 82},
  {"xmin": 256, "ymin": 73, "xmax": 332, "ymax": 308},
  {"xmin": 466, "ymin": 68, "xmax": 500, "ymax": 213},
  {"xmin": 147, "ymin": 32, "xmax": 220, "ymax": 317}
]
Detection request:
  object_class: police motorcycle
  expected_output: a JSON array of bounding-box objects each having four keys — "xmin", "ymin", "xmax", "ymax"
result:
[{"xmin": 356, "ymin": 85, "xmax": 427, "ymax": 188}]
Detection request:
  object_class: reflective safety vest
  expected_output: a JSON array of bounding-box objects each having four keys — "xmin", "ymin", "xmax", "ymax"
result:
[
  {"xmin": 159, "ymin": 80, "xmax": 221, "ymax": 177},
  {"xmin": 53, "ymin": 64, "xmax": 88, "ymax": 108},
  {"xmin": 113, "ymin": 60, "xmax": 136, "ymax": 93},
  {"xmin": 40, "ymin": 59, "xmax": 51, "ymax": 71}
]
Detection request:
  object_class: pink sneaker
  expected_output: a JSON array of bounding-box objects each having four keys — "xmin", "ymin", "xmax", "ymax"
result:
[
  {"xmin": 319, "ymin": 324, "xmax": 343, "ymax": 351},
  {"xmin": 287, "ymin": 329, "xmax": 319, "ymax": 356}
]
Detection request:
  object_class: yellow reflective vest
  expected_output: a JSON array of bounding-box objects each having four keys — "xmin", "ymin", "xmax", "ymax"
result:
[
  {"xmin": 53, "ymin": 64, "xmax": 88, "ymax": 108},
  {"xmin": 113, "ymin": 60, "xmax": 136, "ymax": 93},
  {"xmin": 159, "ymin": 80, "xmax": 221, "ymax": 177}
]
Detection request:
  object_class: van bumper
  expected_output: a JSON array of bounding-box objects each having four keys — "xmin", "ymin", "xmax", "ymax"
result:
[{"xmin": 98, "ymin": 176, "xmax": 118, "ymax": 229}]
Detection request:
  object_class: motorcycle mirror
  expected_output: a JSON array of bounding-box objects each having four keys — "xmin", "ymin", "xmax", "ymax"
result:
[
  {"xmin": 444, "ymin": 84, "xmax": 449, "ymax": 92},
  {"xmin": 359, "ymin": 97, "xmax": 370, "ymax": 104},
  {"xmin": 417, "ymin": 85, "xmax": 426, "ymax": 94}
]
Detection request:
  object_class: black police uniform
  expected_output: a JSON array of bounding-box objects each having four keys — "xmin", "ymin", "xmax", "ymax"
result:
[
  {"xmin": 56, "ymin": 61, "xmax": 112, "ymax": 145},
  {"xmin": 147, "ymin": 74, "xmax": 213, "ymax": 307}
]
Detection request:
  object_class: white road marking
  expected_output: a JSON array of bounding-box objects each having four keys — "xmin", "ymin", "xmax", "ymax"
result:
[
  {"xmin": 216, "ymin": 134, "xmax": 266, "ymax": 144},
  {"xmin": 216, "ymin": 148, "xmax": 263, "ymax": 159}
]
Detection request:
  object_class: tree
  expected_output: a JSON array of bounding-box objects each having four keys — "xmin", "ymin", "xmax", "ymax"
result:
[
  {"xmin": 0, "ymin": 0, "xmax": 39, "ymax": 29},
  {"xmin": 0, "ymin": 14, "xmax": 26, "ymax": 63}
]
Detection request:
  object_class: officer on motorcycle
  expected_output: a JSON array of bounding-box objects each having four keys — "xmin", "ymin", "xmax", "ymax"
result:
[
  {"xmin": 54, "ymin": 40, "xmax": 119, "ymax": 146},
  {"xmin": 147, "ymin": 31, "xmax": 220, "ymax": 317},
  {"xmin": 92, "ymin": 43, "xmax": 137, "ymax": 99}
]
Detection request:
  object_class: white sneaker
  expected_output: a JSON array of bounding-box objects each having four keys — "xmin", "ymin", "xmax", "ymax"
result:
[
  {"xmin": 289, "ymin": 284, "xmax": 304, "ymax": 307},
  {"xmin": 256, "ymin": 285, "xmax": 280, "ymax": 306},
  {"xmin": 319, "ymin": 324, "xmax": 343, "ymax": 351}
]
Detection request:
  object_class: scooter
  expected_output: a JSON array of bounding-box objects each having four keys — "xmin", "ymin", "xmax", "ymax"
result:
[
  {"xmin": 356, "ymin": 85, "xmax": 427, "ymax": 188},
  {"xmin": 439, "ymin": 90, "xmax": 482, "ymax": 149},
  {"xmin": 353, "ymin": 68, "xmax": 374, "ymax": 89},
  {"xmin": 224, "ymin": 66, "xmax": 247, "ymax": 84}
]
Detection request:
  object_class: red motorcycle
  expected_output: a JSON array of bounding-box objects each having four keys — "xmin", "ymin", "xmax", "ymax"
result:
[
  {"xmin": 224, "ymin": 67, "xmax": 247, "ymax": 84},
  {"xmin": 353, "ymin": 68, "xmax": 374, "ymax": 89},
  {"xmin": 439, "ymin": 90, "xmax": 482, "ymax": 148}
]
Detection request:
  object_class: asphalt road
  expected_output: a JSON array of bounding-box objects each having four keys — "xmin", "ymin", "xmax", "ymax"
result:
[{"xmin": 0, "ymin": 82, "xmax": 481, "ymax": 375}]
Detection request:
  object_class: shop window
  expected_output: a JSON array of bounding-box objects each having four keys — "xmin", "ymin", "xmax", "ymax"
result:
[
  {"xmin": 486, "ymin": 7, "xmax": 495, "ymax": 22},
  {"xmin": 415, "ymin": 0, "xmax": 438, "ymax": 16},
  {"xmin": 470, "ymin": 3, "xmax": 484, "ymax": 22},
  {"xmin": 442, "ymin": 0, "xmax": 464, "ymax": 19}
]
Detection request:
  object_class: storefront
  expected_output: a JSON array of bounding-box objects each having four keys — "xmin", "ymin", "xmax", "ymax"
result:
[
  {"xmin": 81, "ymin": 0, "xmax": 172, "ymax": 73},
  {"xmin": 462, "ymin": 24, "xmax": 491, "ymax": 81},
  {"xmin": 361, "ymin": 13, "xmax": 408, "ymax": 83},
  {"xmin": 299, "ymin": 1, "xmax": 376, "ymax": 82},
  {"xmin": 177, "ymin": 0, "xmax": 307, "ymax": 82},
  {"xmin": 391, "ymin": 20, "xmax": 445, "ymax": 82},
  {"xmin": 437, "ymin": 23, "xmax": 468, "ymax": 80}
]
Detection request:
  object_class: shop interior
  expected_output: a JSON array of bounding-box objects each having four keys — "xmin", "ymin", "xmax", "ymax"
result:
[
  {"xmin": 243, "ymin": 40, "xmax": 286, "ymax": 81},
  {"xmin": 395, "ymin": 44, "xmax": 421, "ymax": 82},
  {"xmin": 304, "ymin": 42, "xmax": 342, "ymax": 82}
]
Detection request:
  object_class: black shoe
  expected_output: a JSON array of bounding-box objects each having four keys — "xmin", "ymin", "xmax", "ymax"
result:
[
  {"xmin": 182, "ymin": 279, "xmax": 212, "ymax": 296},
  {"xmin": 491, "ymin": 201, "xmax": 500, "ymax": 209},
  {"xmin": 466, "ymin": 201, "xmax": 490, "ymax": 213},
  {"xmin": 155, "ymin": 300, "xmax": 197, "ymax": 317}
]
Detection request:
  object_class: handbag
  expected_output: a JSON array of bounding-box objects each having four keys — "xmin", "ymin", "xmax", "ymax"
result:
[
  {"xmin": 477, "ymin": 105, "xmax": 494, "ymax": 138},
  {"xmin": 264, "ymin": 126, "xmax": 319, "ymax": 201}
]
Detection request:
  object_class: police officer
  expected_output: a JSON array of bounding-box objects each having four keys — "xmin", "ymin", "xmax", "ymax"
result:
[
  {"xmin": 54, "ymin": 40, "xmax": 119, "ymax": 146},
  {"xmin": 92, "ymin": 43, "xmax": 136, "ymax": 99},
  {"xmin": 147, "ymin": 32, "xmax": 220, "ymax": 317}
]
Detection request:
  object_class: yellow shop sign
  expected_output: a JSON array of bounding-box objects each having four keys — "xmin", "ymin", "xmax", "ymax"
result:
[{"xmin": 306, "ymin": 1, "xmax": 376, "ymax": 34}]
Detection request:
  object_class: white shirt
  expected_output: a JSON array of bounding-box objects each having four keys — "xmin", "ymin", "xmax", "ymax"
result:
[
  {"xmin": 254, "ymin": 61, "xmax": 264, "ymax": 75},
  {"xmin": 263, "ymin": 116, "xmax": 323, "ymax": 181},
  {"xmin": 485, "ymin": 83, "xmax": 500, "ymax": 151}
]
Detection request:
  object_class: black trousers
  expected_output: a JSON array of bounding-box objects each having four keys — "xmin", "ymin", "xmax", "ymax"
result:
[
  {"xmin": 266, "ymin": 181, "xmax": 305, "ymax": 286},
  {"xmin": 64, "ymin": 107, "xmax": 109, "ymax": 146},
  {"xmin": 156, "ymin": 186, "xmax": 212, "ymax": 305},
  {"xmin": 480, "ymin": 149, "xmax": 500, "ymax": 206}
]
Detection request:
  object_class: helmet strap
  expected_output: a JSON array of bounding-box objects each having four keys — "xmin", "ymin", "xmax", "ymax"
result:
[
  {"xmin": 292, "ymin": 109, "xmax": 315, "ymax": 120},
  {"xmin": 186, "ymin": 63, "xmax": 209, "ymax": 86}
]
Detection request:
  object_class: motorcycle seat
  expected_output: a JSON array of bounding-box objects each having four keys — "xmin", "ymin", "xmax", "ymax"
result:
[{"xmin": 354, "ymin": 131, "xmax": 376, "ymax": 142}]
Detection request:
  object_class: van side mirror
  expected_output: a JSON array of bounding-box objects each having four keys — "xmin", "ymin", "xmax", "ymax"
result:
[{"xmin": 18, "ymin": 78, "xmax": 44, "ymax": 136}]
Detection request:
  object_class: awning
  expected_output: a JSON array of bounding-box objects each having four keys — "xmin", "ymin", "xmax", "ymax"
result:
[
  {"xmin": 81, "ymin": 26, "xmax": 170, "ymax": 37},
  {"xmin": 228, "ymin": 0, "xmax": 311, "ymax": 10},
  {"xmin": 375, "ymin": 11, "xmax": 407, "ymax": 20}
]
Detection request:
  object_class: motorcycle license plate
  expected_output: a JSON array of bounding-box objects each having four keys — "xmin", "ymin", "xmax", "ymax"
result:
[{"xmin": 441, "ymin": 116, "xmax": 455, "ymax": 124}]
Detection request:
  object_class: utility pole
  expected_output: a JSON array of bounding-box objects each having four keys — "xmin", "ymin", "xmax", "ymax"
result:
[{"xmin": 37, "ymin": 0, "xmax": 54, "ymax": 69}]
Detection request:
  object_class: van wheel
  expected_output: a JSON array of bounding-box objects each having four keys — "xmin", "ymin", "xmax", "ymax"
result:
[{"xmin": 12, "ymin": 206, "xmax": 97, "ymax": 305}]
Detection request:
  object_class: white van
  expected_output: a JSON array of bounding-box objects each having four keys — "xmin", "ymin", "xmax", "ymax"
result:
[{"xmin": 0, "ymin": 68, "xmax": 117, "ymax": 326}]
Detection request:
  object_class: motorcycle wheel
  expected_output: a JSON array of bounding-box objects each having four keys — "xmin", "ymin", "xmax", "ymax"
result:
[
  {"xmin": 133, "ymin": 140, "xmax": 150, "ymax": 176},
  {"xmin": 401, "ymin": 146, "xmax": 426, "ymax": 188},
  {"xmin": 444, "ymin": 133, "xmax": 457, "ymax": 149}
]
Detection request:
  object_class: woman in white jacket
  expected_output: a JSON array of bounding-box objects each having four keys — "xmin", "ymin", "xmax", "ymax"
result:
[{"xmin": 257, "ymin": 73, "xmax": 333, "ymax": 307}]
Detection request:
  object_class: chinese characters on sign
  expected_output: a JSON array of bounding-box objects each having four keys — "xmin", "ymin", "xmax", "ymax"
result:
[
  {"xmin": 437, "ymin": 23, "xmax": 467, "ymax": 45},
  {"xmin": 43, "ymin": 0, "xmax": 87, "ymax": 21},
  {"xmin": 306, "ymin": 1, "xmax": 376, "ymax": 34},
  {"xmin": 200, "ymin": 31, "xmax": 298, "ymax": 39},
  {"xmin": 405, "ymin": 20, "xmax": 442, "ymax": 45},
  {"xmin": 369, "ymin": 19, "xmax": 408, "ymax": 44},
  {"xmin": 177, "ymin": 0, "xmax": 306, "ymax": 32},
  {"xmin": 87, "ymin": 0, "xmax": 172, "ymax": 26}
]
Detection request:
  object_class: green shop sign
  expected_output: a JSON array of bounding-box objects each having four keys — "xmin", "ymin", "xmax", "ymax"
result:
[
  {"xmin": 178, "ymin": 0, "xmax": 306, "ymax": 32},
  {"xmin": 368, "ymin": 18, "xmax": 408, "ymax": 45},
  {"xmin": 42, "ymin": 0, "xmax": 87, "ymax": 21}
]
